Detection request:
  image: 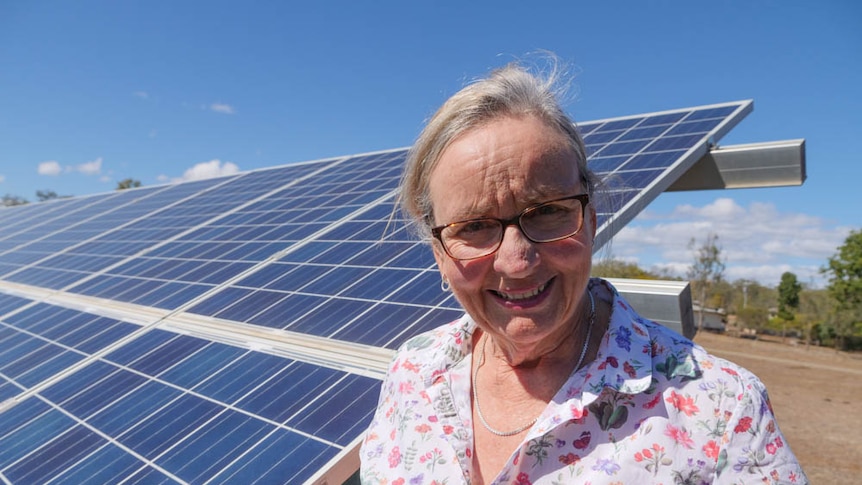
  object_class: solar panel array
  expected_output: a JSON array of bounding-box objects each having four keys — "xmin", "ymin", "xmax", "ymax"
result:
[{"xmin": 0, "ymin": 100, "xmax": 751, "ymax": 484}]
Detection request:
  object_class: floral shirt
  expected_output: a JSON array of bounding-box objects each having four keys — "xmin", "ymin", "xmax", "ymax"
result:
[{"xmin": 360, "ymin": 279, "xmax": 807, "ymax": 484}]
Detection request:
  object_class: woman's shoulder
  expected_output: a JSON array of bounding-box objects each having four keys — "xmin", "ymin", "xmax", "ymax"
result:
[
  {"xmin": 601, "ymin": 281, "xmax": 763, "ymax": 392},
  {"xmin": 397, "ymin": 314, "xmax": 473, "ymax": 352},
  {"xmin": 386, "ymin": 314, "xmax": 475, "ymax": 379}
]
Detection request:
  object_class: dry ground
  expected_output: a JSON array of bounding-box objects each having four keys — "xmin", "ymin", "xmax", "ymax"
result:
[{"xmin": 693, "ymin": 331, "xmax": 862, "ymax": 484}]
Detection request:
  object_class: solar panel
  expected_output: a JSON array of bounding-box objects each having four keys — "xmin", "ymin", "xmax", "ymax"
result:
[
  {"xmin": 0, "ymin": 100, "xmax": 752, "ymax": 484},
  {"xmin": 1, "ymin": 303, "xmax": 379, "ymax": 483}
]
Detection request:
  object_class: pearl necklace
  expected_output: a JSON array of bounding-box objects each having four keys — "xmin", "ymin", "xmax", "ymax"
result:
[{"xmin": 472, "ymin": 290, "xmax": 596, "ymax": 437}]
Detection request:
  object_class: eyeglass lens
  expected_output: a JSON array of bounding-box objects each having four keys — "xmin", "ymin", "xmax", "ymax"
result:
[{"xmin": 439, "ymin": 196, "xmax": 585, "ymax": 260}]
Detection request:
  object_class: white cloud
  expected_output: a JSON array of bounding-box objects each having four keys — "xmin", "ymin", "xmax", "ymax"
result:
[
  {"xmin": 678, "ymin": 197, "xmax": 745, "ymax": 220},
  {"xmin": 183, "ymin": 159, "xmax": 239, "ymax": 180},
  {"xmin": 133, "ymin": 91, "xmax": 149, "ymax": 99},
  {"xmin": 76, "ymin": 157, "xmax": 102, "ymax": 175},
  {"xmin": 0, "ymin": 175, "xmax": 5, "ymax": 183},
  {"xmin": 38, "ymin": 160, "xmax": 62, "ymax": 176},
  {"xmin": 209, "ymin": 103, "xmax": 235, "ymax": 115},
  {"xmin": 159, "ymin": 159, "xmax": 240, "ymax": 184},
  {"xmin": 605, "ymin": 198, "xmax": 851, "ymax": 287},
  {"xmin": 38, "ymin": 158, "xmax": 106, "ymax": 178}
]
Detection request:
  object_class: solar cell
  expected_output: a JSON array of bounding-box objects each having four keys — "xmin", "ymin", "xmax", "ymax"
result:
[
  {"xmin": 0, "ymin": 182, "xmax": 213, "ymax": 286},
  {"xmin": 0, "ymin": 193, "xmax": 121, "ymax": 244},
  {"xmin": 4, "ymin": 419, "xmax": 106, "ymax": 484},
  {"xmin": 0, "ymin": 293, "xmax": 32, "ymax": 317},
  {"xmin": 0, "ymin": 100, "xmax": 756, "ymax": 484},
  {"xmin": 40, "ymin": 160, "xmax": 363, "ymax": 308},
  {"xmin": 0, "ymin": 321, "xmax": 379, "ymax": 484}
]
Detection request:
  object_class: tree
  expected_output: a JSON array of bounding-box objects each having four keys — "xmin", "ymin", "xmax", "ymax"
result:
[
  {"xmin": 711, "ymin": 280, "xmax": 735, "ymax": 312},
  {"xmin": 736, "ymin": 306, "xmax": 769, "ymax": 330},
  {"xmin": 1, "ymin": 194, "xmax": 28, "ymax": 207},
  {"xmin": 822, "ymin": 229, "xmax": 862, "ymax": 350},
  {"xmin": 777, "ymin": 271, "xmax": 802, "ymax": 341},
  {"xmin": 687, "ymin": 232, "xmax": 726, "ymax": 331},
  {"xmin": 798, "ymin": 288, "xmax": 831, "ymax": 348},
  {"xmin": 116, "ymin": 178, "xmax": 142, "ymax": 190},
  {"xmin": 591, "ymin": 258, "xmax": 663, "ymax": 280},
  {"xmin": 36, "ymin": 189, "xmax": 59, "ymax": 202},
  {"xmin": 730, "ymin": 279, "xmax": 776, "ymax": 313}
]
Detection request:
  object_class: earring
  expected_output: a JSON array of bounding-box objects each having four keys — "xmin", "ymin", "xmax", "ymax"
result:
[{"xmin": 440, "ymin": 277, "xmax": 451, "ymax": 292}]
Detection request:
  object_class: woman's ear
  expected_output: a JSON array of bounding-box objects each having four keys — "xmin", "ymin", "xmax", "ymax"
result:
[{"xmin": 432, "ymin": 240, "xmax": 447, "ymax": 273}]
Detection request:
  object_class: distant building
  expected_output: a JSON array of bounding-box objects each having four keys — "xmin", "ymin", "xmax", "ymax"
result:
[{"xmin": 693, "ymin": 302, "xmax": 727, "ymax": 332}]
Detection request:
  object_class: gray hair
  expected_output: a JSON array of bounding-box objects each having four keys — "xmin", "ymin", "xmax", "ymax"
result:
[{"xmin": 398, "ymin": 61, "xmax": 598, "ymax": 241}]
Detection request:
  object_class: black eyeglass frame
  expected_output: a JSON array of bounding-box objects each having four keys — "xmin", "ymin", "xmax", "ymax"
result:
[{"xmin": 430, "ymin": 193, "xmax": 591, "ymax": 261}]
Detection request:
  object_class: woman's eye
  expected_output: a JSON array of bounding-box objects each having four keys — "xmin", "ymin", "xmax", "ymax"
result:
[
  {"xmin": 454, "ymin": 220, "xmax": 496, "ymax": 237},
  {"xmin": 534, "ymin": 203, "xmax": 569, "ymax": 217}
]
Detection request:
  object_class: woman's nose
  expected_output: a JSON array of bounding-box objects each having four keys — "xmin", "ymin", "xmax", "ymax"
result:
[{"xmin": 492, "ymin": 224, "xmax": 538, "ymax": 276}]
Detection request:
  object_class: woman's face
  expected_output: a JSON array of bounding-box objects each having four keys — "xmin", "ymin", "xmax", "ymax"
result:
[{"xmin": 428, "ymin": 115, "xmax": 596, "ymax": 354}]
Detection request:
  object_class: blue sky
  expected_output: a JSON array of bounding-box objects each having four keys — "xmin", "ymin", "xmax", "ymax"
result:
[{"xmin": 1, "ymin": 1, "xmax": 859, "ymax": 287}]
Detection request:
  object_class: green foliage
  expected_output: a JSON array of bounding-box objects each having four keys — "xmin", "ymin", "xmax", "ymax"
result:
[
  {"xmin": 799, "ymin": 289, "xmax": 830, "ymax": 318},
  {"xmin": 736, "ymin": 307, "xmax": 769, "ymax": 330},
  {"xmin": 766, "ymin": 315, "xmax": 804, "ymax": 337},
  {"xmin": 741, "ymin": 280, "xmax": 775, "ymax": 308},
  {"xmin": 777, "ymin": 272, "xmax": 802, "ymax": 321},
  {"xmin": 795, "ymin": 289, "xmax": 831, "ymax": 346},
  {"xmin": 36, "ymin": 189, "xmax": 59, "ymax": 202},
  {"xmin": 708, "ymin": 280, "xmax": 734, "ymax": 309},
  {"xmin": 3, "ymin": 190, "xmax": 70, "ymax": 207},
  {"xmin": 116, "ymin": 178, "xmax": 142, "ymax": 190},
  {"xmin": 591, "ymin": 259, "xmax": 667, "ymax": 280},
  {"xmin": 812, "ymin": 322, "xmax": 862, "ymax": 350},
  {"xmin": 823, "ymin": 229, "xmax": 862, "ymax": 310},
  {"xmin": 821, "ymin": 229, "xmax": 862, "ymax": 348},
  {"xmin": 726, "ymin": 279, "xmax": 776, "ymax": 314},
  {"xmin": 2, "ymin": 194, "xmax": 28, "ymax": 206}
]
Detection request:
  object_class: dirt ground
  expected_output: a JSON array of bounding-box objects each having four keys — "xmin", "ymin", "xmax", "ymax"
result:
[{"xmin": 693, "ymin": 331, "xmax": 862, "ymax": 485}]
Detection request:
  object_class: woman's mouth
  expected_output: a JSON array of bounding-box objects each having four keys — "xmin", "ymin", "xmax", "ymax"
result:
[{"xmin": 491, "ymin": 278, "xmax": 553, "ymax": 305}]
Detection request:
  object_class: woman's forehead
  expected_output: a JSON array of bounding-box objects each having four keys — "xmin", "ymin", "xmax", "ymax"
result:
[
  {"xmin": 428, "ymin": 117, "xmax": 581, "ymax": 219},
  {"xmin": 434, "ymin": 117, "xmax": 578, "ymax": 174}
]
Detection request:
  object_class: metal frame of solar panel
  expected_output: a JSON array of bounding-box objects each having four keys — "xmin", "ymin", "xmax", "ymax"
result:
[{"xmin": 0, "ymin": 100, "xmax": 753, "ymax": 484}]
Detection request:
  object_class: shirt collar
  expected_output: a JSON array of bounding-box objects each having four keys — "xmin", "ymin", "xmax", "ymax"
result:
[{"xmin": 422, "ymin": 280, "xmax": 655, "ymax": 406}]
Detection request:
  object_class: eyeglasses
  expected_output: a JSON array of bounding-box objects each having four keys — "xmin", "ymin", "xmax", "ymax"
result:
[{"xmin": 431, "ymin": 194, "xmax": 590, "ymax": 261}]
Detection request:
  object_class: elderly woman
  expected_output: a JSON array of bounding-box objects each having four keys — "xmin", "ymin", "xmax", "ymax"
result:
[{"xmin": 360, "ymin": 62, "xmax": 806, "ymax": 484}]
